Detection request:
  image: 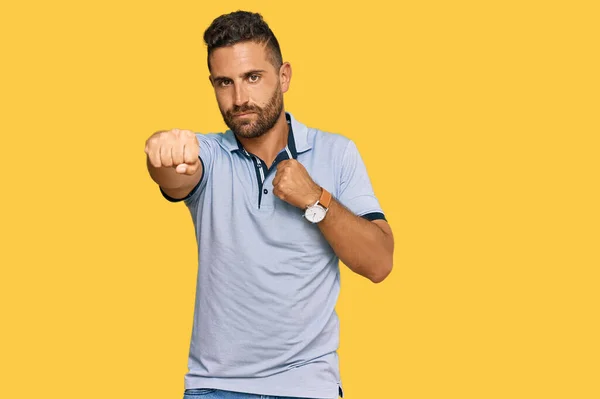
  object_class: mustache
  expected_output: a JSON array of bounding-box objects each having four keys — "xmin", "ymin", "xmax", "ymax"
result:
[{"xmin": 228, "ymin": 104, "xmax": 261, "ymax": 116}]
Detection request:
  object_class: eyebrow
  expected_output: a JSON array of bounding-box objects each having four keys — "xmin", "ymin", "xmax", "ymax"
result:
[{"xmin": 212, "ymin": 69, "xmax": 267, "ymax": 82}]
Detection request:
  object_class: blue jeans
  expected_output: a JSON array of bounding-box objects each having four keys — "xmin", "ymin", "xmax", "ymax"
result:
[{"xmin": 183, "ymin": 388, "xmax": 335, "ymax": 399}]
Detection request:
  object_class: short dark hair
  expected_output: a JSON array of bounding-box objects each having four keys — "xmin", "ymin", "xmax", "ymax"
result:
[{"xmin": 203, "ymin": 10, "xmax": 283, "ymax": 71}]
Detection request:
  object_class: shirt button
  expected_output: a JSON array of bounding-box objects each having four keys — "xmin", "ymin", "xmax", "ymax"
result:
[{"xmin": 263, "ymin": 189, "xmax": 268, "ymax": 194}]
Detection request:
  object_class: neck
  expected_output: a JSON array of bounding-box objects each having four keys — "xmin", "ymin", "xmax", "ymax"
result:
[{"xmin": 236, "ymin": 111, "xmax": 288, "ymax": 167}]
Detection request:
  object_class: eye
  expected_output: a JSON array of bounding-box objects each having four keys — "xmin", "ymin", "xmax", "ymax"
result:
[
  {"xmin": 219, "ymin": 79, "xmax": 232, "ymax": 87},
  {"xmin": 249, "ymin": 74, "xmax": 260, "ymax": 83}
]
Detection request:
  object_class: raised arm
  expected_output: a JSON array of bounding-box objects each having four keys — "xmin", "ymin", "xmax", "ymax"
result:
[{"xmin": 272, "ymin": 159, "xmax": 394, "ymax": 283}]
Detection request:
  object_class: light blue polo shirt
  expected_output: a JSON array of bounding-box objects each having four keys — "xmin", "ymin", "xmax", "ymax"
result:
[{"xmin": 160, "ymin": 112, "xmax": 386, "ymax": 399}]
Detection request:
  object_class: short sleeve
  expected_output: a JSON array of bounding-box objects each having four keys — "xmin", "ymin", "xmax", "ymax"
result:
[
  {"xmin": 159, "ymin": 133, "xmax": 216, "ymax": 207},
  {"xmin": 337, "ymin": 140, "xmax": 386, "ymax": 221}
]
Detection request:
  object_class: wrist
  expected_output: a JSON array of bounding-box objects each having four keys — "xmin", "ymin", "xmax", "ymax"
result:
[
  {"xmin": 303, "ymin": 187, "xmax": 332, "ymax": 223},
  {"xmin": 304, "ymin": 186, "xmax": 323, "ymax": 208}
]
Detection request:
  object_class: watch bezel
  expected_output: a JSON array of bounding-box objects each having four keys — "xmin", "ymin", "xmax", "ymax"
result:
[{"xmin": 304, "ymin": 203, "xmax": 327, "ymax": 223}]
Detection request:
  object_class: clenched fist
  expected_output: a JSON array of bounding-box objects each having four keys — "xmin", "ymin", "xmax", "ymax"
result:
[
  {"xmin": 144, "ymin": 129, "xmax": 200, "ymax": 175},
  {"xmin": 272, "ymin": 159, "xmax": 322, "ymax": 209}
]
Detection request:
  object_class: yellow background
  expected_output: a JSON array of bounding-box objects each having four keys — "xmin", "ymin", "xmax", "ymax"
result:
[{"xmin": 1, "ymin": 1, "xmax": 598, "ymax": 398}]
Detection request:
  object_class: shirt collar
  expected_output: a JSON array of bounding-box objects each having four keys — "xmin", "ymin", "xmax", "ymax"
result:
[{"xmin": 220, "ymin": 112, "xmax": 312, "ymax": 157}]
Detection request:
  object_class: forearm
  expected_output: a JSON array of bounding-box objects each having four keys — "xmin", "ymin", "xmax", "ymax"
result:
[
  {"xmin": 270, "ymin": 159, "xmax": 393, "ymax": 282},
  {"xmin": 317, "ymin": 198, "xmax": 394, "ymax": 283}
]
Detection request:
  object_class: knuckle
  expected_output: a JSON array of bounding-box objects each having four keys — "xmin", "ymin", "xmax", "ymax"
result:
[
  {"xmin": 162, "ymin": 129, "xmax": 179, "ymax": 140},
  {"xmin": 157, "ymin": 131, "xmax": 171, "ymax": 141}
]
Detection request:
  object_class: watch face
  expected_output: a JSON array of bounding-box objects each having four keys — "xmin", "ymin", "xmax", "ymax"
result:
[{"xmin": 305, "ymin": 206, "xmax": 326, "ymax": 223}]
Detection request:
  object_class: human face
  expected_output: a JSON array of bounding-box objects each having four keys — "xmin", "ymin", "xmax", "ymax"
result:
[{"xmin": 209, "ymin": 41, "xmax": 291, "ymax": 138}]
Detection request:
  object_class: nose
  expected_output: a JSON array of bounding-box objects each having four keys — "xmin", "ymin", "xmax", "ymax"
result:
[{"xmin": 233, "ymin": 84, "xmax": 249, "ymax": 107}]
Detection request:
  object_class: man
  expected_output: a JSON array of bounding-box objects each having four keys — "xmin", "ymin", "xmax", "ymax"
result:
[{"xmin": 145, "ymin": 10, "xmax": 394, "ymax": 399}]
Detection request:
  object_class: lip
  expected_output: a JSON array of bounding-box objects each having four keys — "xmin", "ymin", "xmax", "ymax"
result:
[{"xmin": 234, "ymin": 112, "xmax": 255, "ymax": 117}]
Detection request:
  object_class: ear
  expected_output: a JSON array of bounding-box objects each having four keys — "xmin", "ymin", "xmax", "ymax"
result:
[
  {"xmin": 208, "ymin": 75, "xmax": 214, "ymax": 87},
  {"xmin": 279, "ymin": 62, "xmax": 292, "ymax": 94}
]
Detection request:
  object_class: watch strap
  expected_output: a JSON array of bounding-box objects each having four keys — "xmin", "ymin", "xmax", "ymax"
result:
[{"xmin": 318, "ymin": 187, "xmax": 332, "ymax": 209}]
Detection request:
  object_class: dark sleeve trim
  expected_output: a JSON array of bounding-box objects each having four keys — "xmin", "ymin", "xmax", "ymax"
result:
[
  {"xmin": 361, "ymin": 212, "xmax": 387, "ymax": 222},
  {"xmin": 159, "ymin": 156, "xmax": 205, "ymax": 203}
]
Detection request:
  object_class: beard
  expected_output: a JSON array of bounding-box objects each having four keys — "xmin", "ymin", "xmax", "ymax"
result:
[{"xmin": 220, "ymin": 85, "xmax": 284, "ymax": 139}]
